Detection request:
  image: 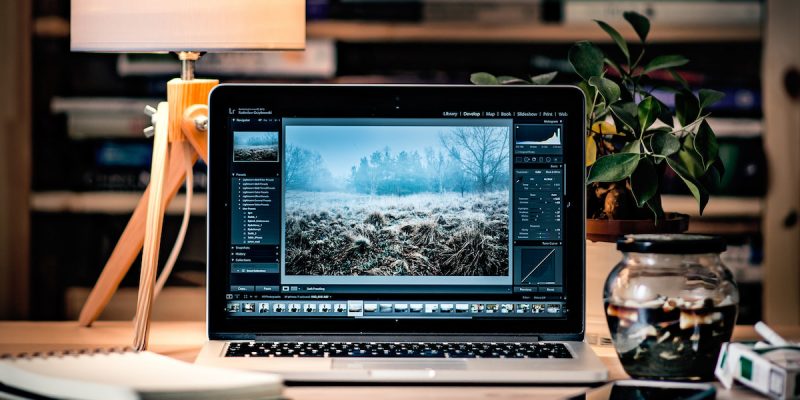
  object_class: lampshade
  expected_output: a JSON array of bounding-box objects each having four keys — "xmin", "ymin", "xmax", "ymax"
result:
[{"xmin": 71, "ymin": 0, "xmax": 305, "ymax": 52}]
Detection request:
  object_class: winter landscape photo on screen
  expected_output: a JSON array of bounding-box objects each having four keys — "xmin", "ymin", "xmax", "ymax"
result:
[
  {"xmin": 284, "ymin": 124, "xmax": 510, "ymax": 277},
  {"xmin": 233, "ymin": 131, "xmax": 279, "ymax": 162}
]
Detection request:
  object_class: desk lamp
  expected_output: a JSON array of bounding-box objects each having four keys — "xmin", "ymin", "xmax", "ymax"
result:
[{"xmin": 71, "ymin": 0, "xmax": 305, "ymax": 350}]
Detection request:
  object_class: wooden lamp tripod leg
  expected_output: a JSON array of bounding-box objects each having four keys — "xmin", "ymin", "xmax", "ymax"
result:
[
  {"xmin": 132, "ymin": 101, "xmax": 170, "ymax": 350},
  {"xmin": 77, "ymin": 142, "xmax": 196, "ymax": 326},
  {"xmin": 77, "ymin": 78, "xmax": 216, "ymax": 328}
]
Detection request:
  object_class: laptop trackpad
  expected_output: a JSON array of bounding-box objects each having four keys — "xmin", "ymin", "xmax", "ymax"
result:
[{"xmin": 332, "ymin": 359, "xmax": 467, "ymax": 370}]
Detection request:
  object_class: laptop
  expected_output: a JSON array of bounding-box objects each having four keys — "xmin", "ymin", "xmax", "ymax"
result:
[{"xmin": 195, "ymin": 84, "xmax": 608, "ymax": 383}]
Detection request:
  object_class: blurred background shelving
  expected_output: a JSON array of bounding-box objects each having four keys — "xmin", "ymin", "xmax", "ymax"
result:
[{"xmin": 23, "ymin": 0, "xmax": 767, "ymax": 322}]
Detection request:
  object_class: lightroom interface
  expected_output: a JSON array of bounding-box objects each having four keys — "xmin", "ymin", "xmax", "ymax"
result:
[{"xmin": 226, "ymin": 111, "xmax": 567, "ymax": 320}]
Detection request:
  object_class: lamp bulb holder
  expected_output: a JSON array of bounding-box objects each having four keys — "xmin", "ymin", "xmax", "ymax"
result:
[{"xmin": 177, "ymin": 51, "xmax": 203, "ymax": 81}]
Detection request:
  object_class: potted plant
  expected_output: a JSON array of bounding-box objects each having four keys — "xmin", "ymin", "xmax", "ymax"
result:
[{"xmin": 471, "ymin": 11, "xmax": 726, "ymax": 322}]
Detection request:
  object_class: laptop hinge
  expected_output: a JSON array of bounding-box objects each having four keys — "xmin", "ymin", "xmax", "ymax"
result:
[{"xmin": 250, "ymin": 334, "xmax": 542, "ymax": 342}]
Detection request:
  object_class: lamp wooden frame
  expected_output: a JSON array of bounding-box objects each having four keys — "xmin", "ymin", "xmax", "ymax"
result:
[{"xmin": 77, "ymin": 77, "xmax": 218, "ymax": 349}]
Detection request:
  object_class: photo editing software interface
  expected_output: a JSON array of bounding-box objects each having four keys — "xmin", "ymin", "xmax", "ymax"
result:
[{"xmin": 225, "ymin": 108, "xmax": 569, "ymax": 321}]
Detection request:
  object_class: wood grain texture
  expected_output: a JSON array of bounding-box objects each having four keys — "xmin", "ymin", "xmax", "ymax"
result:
[
  {"xmin": 78, "ymin": 79, "xmax": 216, "ymax": 327},
  {"xmin": 78, "ymin": 143, "xmax": 197, "ymax": 326},
  {"xmin": 0, "ymin": 0, "xmax": 31, "ymax": 319},
  {"xmin": 133, "ymin": 102, "xmax": 170, "ymax": 351},
  {"xmin": 167, "ymin": 78, "xmax": 217, "ymax": 142},
  {"xmin": 763, "ymin": 0, "xmax": 800, "ymax": 324},
  {"xmin": 182, "ymin": 104, "xmax": 210, "ymax": 163},
  {"xmin": 0, "ymin": 321, "xmax": 794, "ymax": 400}
]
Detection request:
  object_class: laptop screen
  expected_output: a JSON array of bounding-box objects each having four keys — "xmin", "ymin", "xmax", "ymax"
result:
[{"xmin": 210, "ymin": 85, "xmax": 583, "ymax": 333}]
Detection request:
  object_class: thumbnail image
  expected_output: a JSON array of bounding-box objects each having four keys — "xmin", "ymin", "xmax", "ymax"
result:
[
  {"xmin": 471, "ymin": 304, "xmax": 484, "ymax": 313},
  {"xmin": 227, "ymin": 303, "xmax": 240, "ymax": 313},
  {"xmin": 425, "ymin": 304, "xmax": 439, "ymax": 313},
  {"xmin": 348, "ymin": 302, "xmax": 363, "ymax": 313},
  {"xmin": 440, "ymin": 304, "xmax": 454, "ymax": 313},
  {"xmin": 273, "ymin": 303, "xmax": 286, "ymax": 313},
  {"xmin": 233, "ymin": 131, "xmax": 279, "ymax": 162},
  {"xmin": 455, "ymin": 304, "xmax": 469, "ymax": 313},
  {"xmin": 379, "ymin": 303, "xmax": 394, "ymax": 313},
  {"xmin": 546, "ymin": 304, "xmax": 561, "ymax": 314},
  {"xmin": 394, "ymin": 303, "xmax": 409, "ymax": 312},
  {"xmin": 410, "ymin": 304, "xmax": 424, "ymax": 313},
  {"xmin": 288, "ymin": 303, "xmax": 301, "ymax": 313},
  {"xmin": 485, "ymin": 304, "xmax": 498, "ymax": 314},
  {"xmin": 243, "ymin": 302, "xmax": 256, "ymax": 313},
  {"xmin": 285, "ymin": 124, "xmax": 510, "ymax": 277},
  {"xmin": 335, "ymin": 303, "xmax": 347, "ymax": 313},
  {"xmin": 517, "ymin": 304, "xmax": 530, "ymax": 313},
  {"xmin": 304, "ymin": 304, "xmax": 317, "ymax": 313},
  {"xmin": 500, "ymin": 304, "xmax": 514, "ymax": 313},
  {"xmin": 531, "ymin": 304, "xmax": 544, "ymax": 314},
  {"xmin": 259, "ymin": 303, "xmax": 269, "ymax": 313},
  {"xmin": 364, "ymin": 303, "xmax": 378, "ymax": 313},
  {"xmin": 320, "ymin": 303, "xmax": 332, "ymax": 312}
]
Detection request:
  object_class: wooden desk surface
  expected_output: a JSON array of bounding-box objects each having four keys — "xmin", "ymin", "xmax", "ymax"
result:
[{"xmin": 1, "ymin": 321, "xmax": 796, "ymax": 400}]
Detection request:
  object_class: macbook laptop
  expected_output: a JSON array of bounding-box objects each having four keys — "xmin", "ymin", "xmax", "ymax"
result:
[{"xmin": 195, "ymin": 84, "xmax": 608, "ymax": 383}]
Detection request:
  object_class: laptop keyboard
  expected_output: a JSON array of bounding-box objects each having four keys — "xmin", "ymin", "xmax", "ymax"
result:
[{"xmin": 225, "ymin": 342, "xmax": 572, "ymax": 359}]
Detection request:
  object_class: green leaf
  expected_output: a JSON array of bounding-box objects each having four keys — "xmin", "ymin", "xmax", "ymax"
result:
[
  {"xmin": 529, "ymin": 71, "xmax": 558, "ymax": 85},
  {"xmin": 588, "ymin": 76, "xmax": 621, "ymax": 105},
  {"xmin": 712, "ymin": 157, "xmax": 726, "ymax": 181},
  {"xmin": 595, "ymin": 20, "xmax": 629, "ymax": 62},
  {"xmin": 587, "ymin": 153, "xmax": 640, "ymax": 184},
  {"xmin": 470, "ymin": 72, "xmax": 498, "ymax": 85},
  {"xmin": 666, "ymin": 157, "xmax": 709, "ymax": 215},
  {"xmin": 693, "ymin": 120, "xmax": 719, "ymax": 170},
  {"xmin": 702, "ymin": 162, "xmax": 722, "ymax": 190},
  {"xmin": 568, "ymin": 41, "xmax": 604, "ymax": 81},
  {"xmin": 630, "ymin": 158, "xmax": 658, "ymax": 207},
  {"xmin": 669, "ymin": 69, "xmax": 689, "ymax": 90},
  {"xmin": 576, "ymin": 81, "xmax": 596, "ymax": 115},
  {"xmin": 604, "ymin": 58, "xmax": 624, "ymax": 76},
  {"xmin": 698, "ymin": 89, "xmax": 725, "ymax": 110},
  {"xmin": 654, "ymin": 98, "xmax": 674, "ymax": 127},
  {"xmin": 496, "ymin": 75, "xmax": 529, "ymax": 84},
  {"xmin": 649, "ymin": 129, "xmax": 680, "ymax": 157},
  {"xmin": 610, "ymin": 102, "xmax": 640, "ymax": 135},
  {"xmin": 621, "ymin": 141, "xmax": 641, "ymax": 154},
  {"xmin": 679, "ymin": 138, "xmax": 706, "ymax": 178},
  {"xmin": 643, "ymin": 55, "xmax": 689, "ymax": 74},
  {"xmin": 675, "ymin": 90, "xmax": 700, "ymax": 127},
  {"xmin": 645, "ymin": 193, "xmax": 665, "ymax": 221},
  {"xmin": 623, "ymin": 11, "xmax": 650, "ymax": 42},
  {"xmin": 637, "ymin": 96, "xmax": 661, "ymax": 133}
]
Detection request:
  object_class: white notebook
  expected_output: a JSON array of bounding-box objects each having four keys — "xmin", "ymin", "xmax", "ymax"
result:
[{"xmin": 0, "ymin": 349, "xmax": 282, "ymax": 400}]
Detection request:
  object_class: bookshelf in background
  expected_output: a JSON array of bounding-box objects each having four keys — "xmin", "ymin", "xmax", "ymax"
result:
[{"xmin": 29, "ymin": 0, "xmax": 766, "ymax": 321}]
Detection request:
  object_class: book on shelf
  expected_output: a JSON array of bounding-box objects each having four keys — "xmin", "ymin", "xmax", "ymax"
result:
[
  {"xmin": 563, "ymin": 0, "xmax": 763, "ymax": 26},
  {"xmin": 51, "ymin": 97, "xmax": 160, "ymax": 140},
  {"xmin": 61, "ymin": 139, "xmax": 207, "ymax": 191}
]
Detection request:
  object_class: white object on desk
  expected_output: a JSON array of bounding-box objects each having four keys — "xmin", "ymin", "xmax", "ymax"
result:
[{"xmin": 0, "ymin": 349, "xmax": 283, "ymax": 400}]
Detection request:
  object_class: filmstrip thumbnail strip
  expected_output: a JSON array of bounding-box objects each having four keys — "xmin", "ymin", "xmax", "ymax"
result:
[{"xmin": 226, "ymin": 301, "xmax": 563, "ymax": 316}]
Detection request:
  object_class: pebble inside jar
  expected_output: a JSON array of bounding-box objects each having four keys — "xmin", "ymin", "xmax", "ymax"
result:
[{"xmin": 604, "ymin": 234, "xmax": 738, "ymax": 381}]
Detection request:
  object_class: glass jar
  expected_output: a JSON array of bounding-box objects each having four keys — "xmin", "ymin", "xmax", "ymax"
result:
[{"xmin": 604, "ymin": 234, "xmax": 739, "ymax": 381}]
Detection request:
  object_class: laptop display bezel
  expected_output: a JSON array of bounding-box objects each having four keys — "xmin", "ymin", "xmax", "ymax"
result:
[{"xmin": 207, "ymin": 84, "xmax": 586, "ymax": 339}]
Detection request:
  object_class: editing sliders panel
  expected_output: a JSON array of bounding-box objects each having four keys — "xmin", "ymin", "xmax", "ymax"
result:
[
  {"xmin": 225, "ymin": 300, "xmax": 564, "ymax": 318},
  {"xmin": 513, "ymin": 169, "xmax": 562, "ymax": 241},
  {"xmin": 512, "ymin": 122, "xmax": 565, "ymax": 295}
]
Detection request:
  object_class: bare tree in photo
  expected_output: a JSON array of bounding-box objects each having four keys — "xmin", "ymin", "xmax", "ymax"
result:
[
  {"xmin": 425, "ymin": 147, "xmax": 447, "ymax": 193},
  {"xmin": 285, "ymin": 144, "xmax": 325, "ymax": 189},
  {"xmin": 439, "ymin": 127, "xmax": 510, "ymax": 193}
]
